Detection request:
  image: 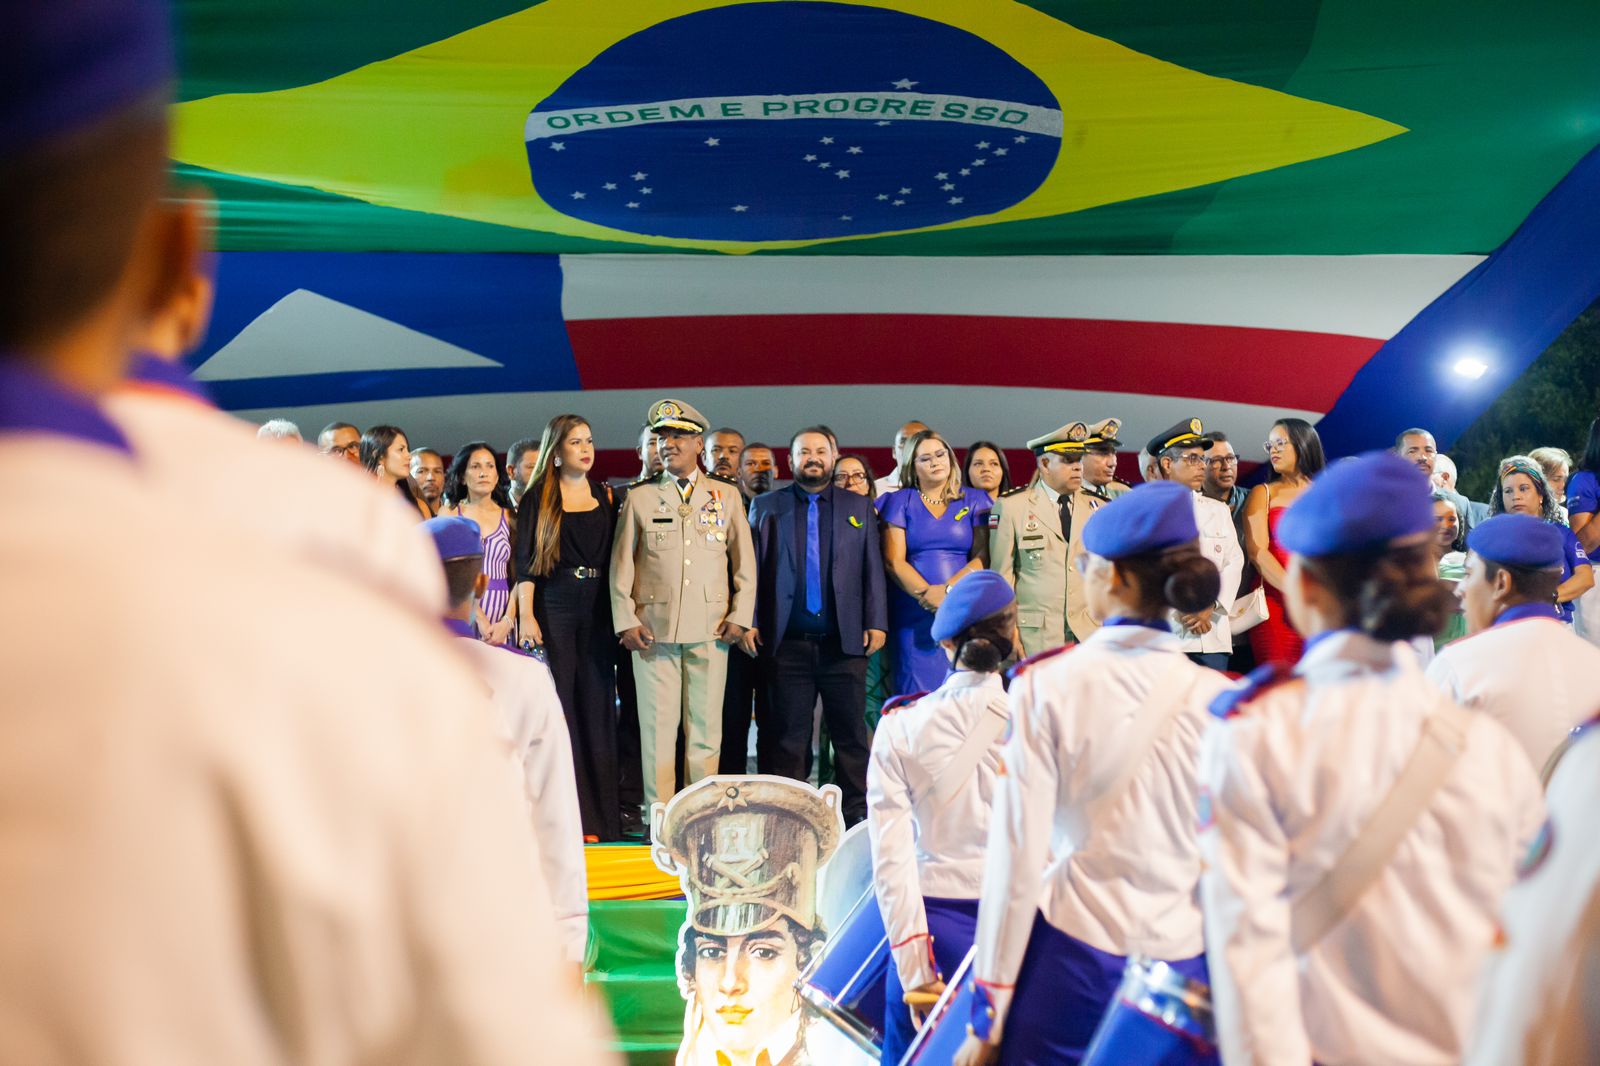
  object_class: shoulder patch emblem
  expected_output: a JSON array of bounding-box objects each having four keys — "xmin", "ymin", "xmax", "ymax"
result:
[
  {"xmin": 1208, "ymin": 661, "xmax": 1296, "ymax": 719},
  {"xmin": 880, "ymin": 690, "xmax": 930, "ymax": 716},
  {"xmin": 1005, "ymin": 642, "xmax": 1074, "ymax": 683}
]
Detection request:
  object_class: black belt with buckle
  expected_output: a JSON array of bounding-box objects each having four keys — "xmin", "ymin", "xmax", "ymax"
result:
[{"xmin": 568, "ymin": 566, "xmax": 600, "ymax": 579}]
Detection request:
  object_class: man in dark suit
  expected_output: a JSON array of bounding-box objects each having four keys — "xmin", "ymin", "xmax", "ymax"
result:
[{"xmin": 741, "ymin": 427, "xmax": 888, "ymax": 824}]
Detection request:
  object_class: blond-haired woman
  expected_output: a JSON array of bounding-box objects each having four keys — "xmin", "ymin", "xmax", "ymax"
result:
[
  {"xmin": 512, "ymin": 413, "xmax": 620, "ymax": 840},
  {"xmin": 877, "ymin": 429, "xmax": 991, "ymax": 695}
]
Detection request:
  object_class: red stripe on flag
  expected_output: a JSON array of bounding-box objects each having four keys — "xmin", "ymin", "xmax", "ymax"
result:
[{"xmin": 567, "ymin": 315, "xmax": 1381, "ymax": 411}]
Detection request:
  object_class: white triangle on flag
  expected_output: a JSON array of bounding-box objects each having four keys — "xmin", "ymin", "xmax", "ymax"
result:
[{"xmin": 192, "ymin": 289, "xmax": 501, "ymax": 381}]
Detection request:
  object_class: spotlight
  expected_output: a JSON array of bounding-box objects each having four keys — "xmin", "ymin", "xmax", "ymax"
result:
[{"xmin": 1451, "ymin": 356, "xmax": 1489, "ymax": 380}]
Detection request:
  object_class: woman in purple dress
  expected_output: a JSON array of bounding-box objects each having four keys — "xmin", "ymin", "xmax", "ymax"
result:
[{"xmin": 878, "ymin": 429, "xmax": 992, "ymax": 695}]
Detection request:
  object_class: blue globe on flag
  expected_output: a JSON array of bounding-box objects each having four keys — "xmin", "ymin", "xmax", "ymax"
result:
[{"xmin": 525, "ymin": 1, "xmax": 1063, "ymax": 241}]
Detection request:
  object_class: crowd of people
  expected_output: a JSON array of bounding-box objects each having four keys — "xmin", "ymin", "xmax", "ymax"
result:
[{"xmin": 270, "ymin": 404, "xmax": 1600, "ymax": 846}]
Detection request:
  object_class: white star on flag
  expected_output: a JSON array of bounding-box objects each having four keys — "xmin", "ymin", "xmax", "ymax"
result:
[
  {"xmin": 803, "ymin": 154, "xmax": 817, "ymax": 161},
  {"xmin": 892, "ymin": 199, "xmax": 905, "ymax": 206},
  {"xmin": 820, "ymin": 136, "xmax": 835, "ymax": 144},
  {"xmin": 839, "ymin": 214, "xmax": 853, "ymax": 221},
  {"xmin": 570, "ymin": 191, "xmax": 585, "ymax": 199},
  {"xmin": 976, "ymin": 141, "xmax": 990, "ymax": 149},
  {"xmin": 941, "ymin": 182, "xmax": 955, "ymax": 190},
  {"xmin": 836, "ymin": 169, "xmax": 850, "ymax": 178},
  {"xmin": 704, "ymin": 137, "xmax": 720, "ymax": 146},
  {"xmin": 971, "ymin": 158, "xmax": 987, "ymax": 166},
  {"xmin": 875, "ymin": 120, "xmax": 891, "ymax": 126},
  {"xmin": 632, "ymin": 171, "xmax": 647, "ymax": 180},
  {"xmin": 731, "ymin": 204, "xmax": 748, "ymax": 212},
  {"xmin": 959, "ymin": 168, "xmax": 971, "ymax": 176},
  {"xmin": 819, "ymin": 161, "xmax": 831, "ymax": 169},
  {"xmin": 899, "ymin": 186, "xmax": 911, "ymax": 194},
  {"xmin": 550, "ymin": 142, "xmax": 566, "ymax": 151},
  {"xmin": 602, "ymin": 182, "xmax": 617, "ymax": 190},
  {"xmin": 993, "ymin": 148, "xmax": 1008, "ymax": 156},
  {"xmin": 626, "ymin": 201, "xmax": 640, "ymax": 208},
  {"xmin": 948, "ymin": 196, "xmax": 963, "ymax": 204},
  {"xmin": 934, "ymin": 172, "xmax": 948, "ymax": 180},
  {"xmin": 641, "ymin": 187, "xmax": 653, "ymax": 194},
  {"xmin": 876, "ymin": 194, "xmax": 889, "ymax": 200},
  {"xmin": 892, "ymin": 78, "xmax": 918, "ymax": 89},
  {"xmin": 847, "ymin": 146, "xmax": 862, "ymax": 154},
  {"xmin": 1014, "ymin": 135, "xmax": 1028, "ymax": 143}
]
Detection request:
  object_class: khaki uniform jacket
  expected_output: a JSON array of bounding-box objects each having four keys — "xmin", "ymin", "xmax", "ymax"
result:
[
  {"xmin": 611, "ymin": 471, "xmax": 756, "ymax": 643},
  {"xmin": 990, "ymin": 482, "xmax": 1068, "ymax": 656},
  {"xmin": 1065, "ymin": 488, "xmax": 1107, "ymax": 642}
]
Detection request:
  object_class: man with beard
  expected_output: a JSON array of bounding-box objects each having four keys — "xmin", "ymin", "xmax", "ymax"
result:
[
  {"xmin": 411, "ymin": 446, "xmax": 446, "ymax": 516},
  {"xmin": 612, "ymin": 399, "xmax": 755, "ymax": 808},
  {"xmin": 742, "ymin": 428, "xmax": 887, "ymax": 824},
  {"xmin": 737, "ymin": 441, "xmax": 776, "ymax": 504},
  {"xmin": 505, "ymin": 437, "xmax": 539, "ymax": 508},
  {"xmin": 705, "ymin": 427, "xmax": 746, "ymax": 483}
]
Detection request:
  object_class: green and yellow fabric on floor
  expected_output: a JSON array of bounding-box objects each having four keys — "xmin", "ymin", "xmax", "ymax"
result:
[{"xmin": 584, "ymin": 844, "xmax": 687, "ymax": 1065}]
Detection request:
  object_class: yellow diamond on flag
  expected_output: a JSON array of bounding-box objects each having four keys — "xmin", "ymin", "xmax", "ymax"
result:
[{"xmin": 173, "ymin": 0, "xmax": 1406, "ymax": 253}]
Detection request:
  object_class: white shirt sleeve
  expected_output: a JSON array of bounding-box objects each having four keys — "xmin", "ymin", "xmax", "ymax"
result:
[
  {"xmin": 1216, "ymin": 512, "xmax": 1244, "ymax": 616},
  {"xmin": 867, "ymin": 718, "xmax": 937, "ymax": 991},
  {"xmin": 1198, "ymin": 715, "xmax": 1312, "ymax": 1066},
  {"xmin": 517, "ymin": 668, "xmax": 590, "ymax": 964},
  {"xmin": 972, "ymin": 669, "xmax": 1060, "ymax": 1036}
]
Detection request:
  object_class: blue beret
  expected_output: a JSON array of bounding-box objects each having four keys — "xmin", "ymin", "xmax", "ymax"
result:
[
  {"xmin": 1277, "ymin": 451, "xmax": 1434, "ymax": 556},
  {"xmin": 422, "ymin": 516, "xmax": 483, "ymax": 562},
  {"xmin": 931, "ymin": 570, "xmax": 1016, "ymax": 641},
  {"xmin": 2, "ymin": 0, "xmax": 173, "ymax": 154},
  {"xmin": 1081, "ymin": 481, "xmax": 1198, "ymax": 560},
  {"xmin": 1467, "ymin": 513, "xmax": 1565, "ymax": 570}
]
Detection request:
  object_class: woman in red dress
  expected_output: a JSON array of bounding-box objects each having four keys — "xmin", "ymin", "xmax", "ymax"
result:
[{"xmin": 1243, "ymin": 417, "xmax": 1326, "ymax": 664}]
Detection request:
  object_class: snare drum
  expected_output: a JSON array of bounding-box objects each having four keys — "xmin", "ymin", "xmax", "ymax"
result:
[
  {"xmin": 795, "ymin": 886, "xmax": 890, "ymax": 1054},
  {"xmin": 897, "ymin": 948, "xmax": 978, "ymax": 1066},
  {"xmin": 1080, "ymin": 955, "xmax": 1220, "ymax": 1066}
]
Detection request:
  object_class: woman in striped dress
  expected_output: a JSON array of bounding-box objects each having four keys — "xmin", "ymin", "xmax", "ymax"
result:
[{"xmin": 441, "ymin": 442, "xmax": 517, "ymax": 644}]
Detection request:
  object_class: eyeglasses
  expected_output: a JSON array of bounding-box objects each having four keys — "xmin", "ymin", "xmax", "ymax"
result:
[
  {"xmin": 1172, "ymin": 454, "xmax": 1206, "ymax": 468},
  {"xmin": 1206, "ymin": 456, "xmax": 1239, "ymax": 468},
  {"xmin": 833, "ymin": 472, "xmax": 867, "ymax": 485},
  {"xmin": 1263, "ymin": 439, "xmax": 1290, "ymax": 453}
]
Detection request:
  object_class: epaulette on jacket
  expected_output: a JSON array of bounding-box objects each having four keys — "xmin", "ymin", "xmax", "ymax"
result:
[
  {"xmin": 880, "ymin": 690, "xmax": 930, "ymax": 716},
  {"xmin": 706, "ymin": 471, "xmax": 740, "ymax": 488},
  {"xmin": 1208, "ymin": 661, "xmax": 1296, "ymax": 719},
  {"xmin": 1005, "ymin": 643, "xmax": 1074, "ymax": 683},
  {"xmin": 999, "ymin": 484, "xmax": 1029, "ymax": 499}
]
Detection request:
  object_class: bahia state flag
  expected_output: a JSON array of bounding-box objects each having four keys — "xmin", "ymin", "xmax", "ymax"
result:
[{"xmin": 173, "ymin": 0, "xmax": 1600, "ymax": 472}]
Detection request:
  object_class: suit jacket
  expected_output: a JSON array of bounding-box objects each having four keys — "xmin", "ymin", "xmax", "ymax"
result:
[
  {"xmin": 610, "ymin": 471, "xmax": 755, "ymax": 644},
  {"xmin": 990, "ymin": 481, "xmax": 1068, "ymax": 657},
  {"xmin": 1064, "ymin": 488, "xmax": 1107, "ymax": 641},
  {"xmin": 748, "ymin": 484, "xmax": 887, "ymax": 657}
]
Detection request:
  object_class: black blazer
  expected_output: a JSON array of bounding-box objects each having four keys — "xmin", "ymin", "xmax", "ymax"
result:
[{"xmin": 748, "ymin": 484, "xmax": 888, "ymax": 657}]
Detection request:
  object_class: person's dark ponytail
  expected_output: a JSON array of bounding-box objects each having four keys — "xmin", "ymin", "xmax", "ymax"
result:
[
  {"xmin": 1116, "ymin": 544, "xmax": 1221, "ymax": 617},
  {"xmin": 1303, "ymin": 542, "xmax": 1454, "ymax": 642},
  {"xmin": 952, "ymin": 604, "xmax": 1017, "ymax": 673}
]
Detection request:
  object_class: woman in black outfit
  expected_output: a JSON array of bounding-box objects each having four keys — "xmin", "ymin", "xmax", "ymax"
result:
[{"xmin": 513, "ymin": 414, "xmax": 620, "ymax": 841}]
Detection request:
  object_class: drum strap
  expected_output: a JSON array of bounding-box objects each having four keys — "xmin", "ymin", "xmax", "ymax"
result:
[
  {"xmin": 928, "ymin": 694, "xmax": 1010, "ymax": 812},
  {"xmin": 1080, "ymin": 664, "xmax": 1196, "ymax": 828},
  {"xmin": 1290, "ymin": 699, "xmax": 1476, "ymax": 954}
]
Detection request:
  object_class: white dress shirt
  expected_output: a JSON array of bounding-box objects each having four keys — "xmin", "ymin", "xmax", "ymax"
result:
[
  {"xmin": 454, "ymin": 636, "xmax": 590, "ymax": 962},
  {"xmin": 0, "ymin": 427, "xmax": 614, "ymax": 1065},
  {"xmin": 868, "ymin": 669, "xmax": 1007, "ymax": 990},
  {"xmin": 1175, "ymin": 493, "xmax": 1245, "ymax": 654},
  {"xmin": 1467, "ymin": 729, "xmax": 1600, "ymax": 1066},
  {"xmin": 1426, "ymin": 609, "xmax": 1600, "ymax": 772},
  {"xmin": 972, "ymin": 624, "xmax": 1229, "ymax": 1035},
  {"xmin": 1201, "ymin": 631, "xmax": 1544, "ymax": 1066}
]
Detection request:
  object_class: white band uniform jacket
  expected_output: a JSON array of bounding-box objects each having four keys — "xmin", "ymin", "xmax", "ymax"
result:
[
  {"xmin": 1199, "ymin": 632, "xmax": 1545, "ymax": 1066},
  {"xmin": 1425, "ymin": 610, "xmax": 1600, "ymax": 773},
  {"xmin": 972, "ymin": 623, "xmax": 1229, "ymax": 1034},
  {"xmin": 867, "ymin": 669, "xmax": 1008, "ymax": 990},
  {"xmin": 1176, "ymin": 493, "xmax": 1245, "ymax": 653},
  {"xmin": 452, "ymin": 636, "xmax": 590, "ymax": 964}
]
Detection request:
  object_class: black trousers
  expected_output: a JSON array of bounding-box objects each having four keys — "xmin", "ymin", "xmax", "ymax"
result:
[
  {"xmin": 615, "ymin": 640, "xmax": 643, "ymax": 811},
  {"xmin": 758, "ymin": 636, "xmax": 870, "ymax": 824},
  {"xmin": 536, "ymin": 576, "xmax": 620, "ymax": 840},
  {"xmin": 719, "ymin": 646, "xmax": 768, "ymax": 775}
]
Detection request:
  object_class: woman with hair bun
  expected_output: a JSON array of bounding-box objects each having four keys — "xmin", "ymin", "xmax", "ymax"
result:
[
  {"xmin": 1199, "ymin": 452, "xmax": 1544, "ymax": 1066},
  {"xmin": 868, "ymin": 570, "xmax": 1016, "ymax": 1065},
  {"xmin": 957, "ymin": 482, "xmax": 1233, "ymax": 1066}
]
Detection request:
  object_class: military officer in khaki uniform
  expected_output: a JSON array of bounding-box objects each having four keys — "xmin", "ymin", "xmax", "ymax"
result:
[
  {"xmin": 613, "ymin": 399, "xmax": 757, "ymax": 808},
  {"xmin": 990, "ymin": 422, "xmax": 1091, "ymax": 656},
  {"xmin": 1081, "ymin": 417, "xmax": 1131, "ymax": 501}
]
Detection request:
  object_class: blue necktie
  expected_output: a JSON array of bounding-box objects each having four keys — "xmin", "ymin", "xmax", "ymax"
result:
[{"xmin": 806, "ymin": 494, "xmax": 822, "ymax": 615}]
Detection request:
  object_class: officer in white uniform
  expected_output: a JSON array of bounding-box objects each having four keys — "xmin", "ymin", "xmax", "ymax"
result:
[
  {"xmin": 1140, "ymin": 417, "xmax": 1245, "ymax": 670},
  {"xmin": 0, "ymin": 8, "xmax": 613, "ymax": 1062},
  {"xmin": 1199, "ymin": 452, "xmax": 1544, "ymax": 1066},
  {"xmin": 868, "ymin": 571, "xmax": 1016, "ymax": 1064},
  {"xmin": 1426, "ymin": 512, "xmax": 1600, "ymax": 775},
  {"xmin": 425, "ymin": 516, "xmax": 589, "ymax": 964},
  {"xmin": 958, "ymin": 483, "xmax": 1232, "ymax": 1065},
  {"xmin": 1466, "ymin": 721, "xmax": 1600, "ymax": 1066}
]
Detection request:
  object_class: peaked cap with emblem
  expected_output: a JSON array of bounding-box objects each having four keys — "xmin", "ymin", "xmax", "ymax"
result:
[
  {"xmin": 1083, "ymin": 417, "xmax": 1123, "ymax": 448},
  {"xmin": 1146, "ymin": 417, "xmax": 1215, "ymax": 455},
  {"xmin": 1026, "ymin": 421, "xmax": 1090, "ymax": 456},
  {"xmin": 646, "ymin": 397, "xmax": 708, "ymax": 435},
  {"xmin": 651, "ymin": 777, "xmax": 842, "ymax": 936}
]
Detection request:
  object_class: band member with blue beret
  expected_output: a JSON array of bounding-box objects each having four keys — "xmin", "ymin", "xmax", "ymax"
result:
[
  {"xmin": 868, "ymin": 570, "xmax": 1016, "ymax": 1063},
  {"xmin": 1199, "ymin": 452, "xmax": 1544, "ymax": 1065},
  {"xmin": 1427, "ymin": 513, "xmax": 1600, "ymax": 774},
  {"xmin": 957, "ymin": 482, "xmax": 1232, "ymax": 1065}
]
